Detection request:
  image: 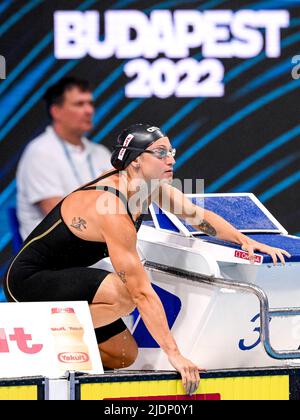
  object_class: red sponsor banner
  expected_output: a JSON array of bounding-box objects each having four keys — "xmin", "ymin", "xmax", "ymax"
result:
[
  {"xmin": 234, "ymin": 250, "xmax": 262, "ymax": 264},
  {"xmin": 105, "ymin": 394, "xmax": 221, "ymax": 400}
]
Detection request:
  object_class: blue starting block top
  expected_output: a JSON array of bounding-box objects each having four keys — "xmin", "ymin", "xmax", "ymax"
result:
[
  {"xmin": 188, "ymin": 195, "xmax": 280, "ymax": 232},
  {"xmin": 149, "ymin": 194, "xmax": 287, "ymax": 235},
  {"xmin": 144, "ymin": 194, "xmax": 300, "ymax": 264}
]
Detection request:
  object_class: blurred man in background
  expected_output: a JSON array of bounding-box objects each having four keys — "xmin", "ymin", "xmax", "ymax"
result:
[{"xmin": 17, "ymin": 76, "xmax": 112, "ymax": 240}]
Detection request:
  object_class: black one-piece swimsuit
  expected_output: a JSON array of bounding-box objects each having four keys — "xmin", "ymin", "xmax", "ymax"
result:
[{"xmin": 3, "ymin": 170, "xmax": 143, "ymax": 344}]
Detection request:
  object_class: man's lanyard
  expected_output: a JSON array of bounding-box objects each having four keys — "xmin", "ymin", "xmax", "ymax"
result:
[{"xmin": 55, "ymin": 132, "xmax": 96, "ymax": 185}]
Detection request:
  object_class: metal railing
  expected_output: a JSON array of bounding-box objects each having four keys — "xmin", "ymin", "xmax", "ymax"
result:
[{"xmin": 144, "ymin": 261, "xmax": 300, "ymax": 360}]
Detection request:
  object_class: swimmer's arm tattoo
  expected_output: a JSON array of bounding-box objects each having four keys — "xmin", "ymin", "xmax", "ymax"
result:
[
  {"xmin": 198, "ymin": 220, "xmax": 217, "ymax": 237},
  {"xmin": 117, "ymin": 271, "xmax": 127, "ymax": 284},
  {"xmin": 70, "ymin": 217, "xmax": 87, "ymax": 231}
]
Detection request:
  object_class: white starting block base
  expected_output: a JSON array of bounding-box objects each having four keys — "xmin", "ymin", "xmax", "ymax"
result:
[{"xmin": 127, "ymin": 193, "xmax": 300, "ymax": 372}]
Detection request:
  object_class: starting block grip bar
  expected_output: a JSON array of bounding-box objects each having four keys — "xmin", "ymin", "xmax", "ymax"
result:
[{"xmin": 144, "ymin": 261, "xmax": 300, "ymax": 361}]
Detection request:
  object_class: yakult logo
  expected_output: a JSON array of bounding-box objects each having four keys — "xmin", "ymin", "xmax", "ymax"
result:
[{"xmin": 58, "ymin": 352, "xmax": 90, "ymax": 363}]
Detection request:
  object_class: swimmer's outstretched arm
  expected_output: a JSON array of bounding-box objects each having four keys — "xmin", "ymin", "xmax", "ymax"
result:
[
  {"xmin": 157, "ymin": 184, "xmax": 291, "ymax": 265},
  {"xmin": 100, "ymin": 212, "xmax": 202, "ymax": 395}
]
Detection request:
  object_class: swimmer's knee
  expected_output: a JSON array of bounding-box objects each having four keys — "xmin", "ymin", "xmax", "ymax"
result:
[
  {"xmin": 92, "ymin": 273, "xmax": 136, "ymax": 315},
  {"xmin": 118, "ymin": 294, "xmax": 136, "ymax": 316}
]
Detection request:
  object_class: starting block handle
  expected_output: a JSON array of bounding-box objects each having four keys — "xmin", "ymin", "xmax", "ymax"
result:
[
  {"xmin": 144, "ymin": 261, "xmax": 300, "ymax": 361},
  {"xmin": 269, "ymin": 308, "xmax": 300, "ymax": 317},
  {"xmin": 264, "ymin": 308, "xmax": 300, "ymax": 360}
]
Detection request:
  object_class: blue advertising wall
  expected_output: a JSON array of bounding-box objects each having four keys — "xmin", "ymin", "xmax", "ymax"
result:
[{"xmin": 0, "ymin": 0, "xmax": 300, "ymax": 299}]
